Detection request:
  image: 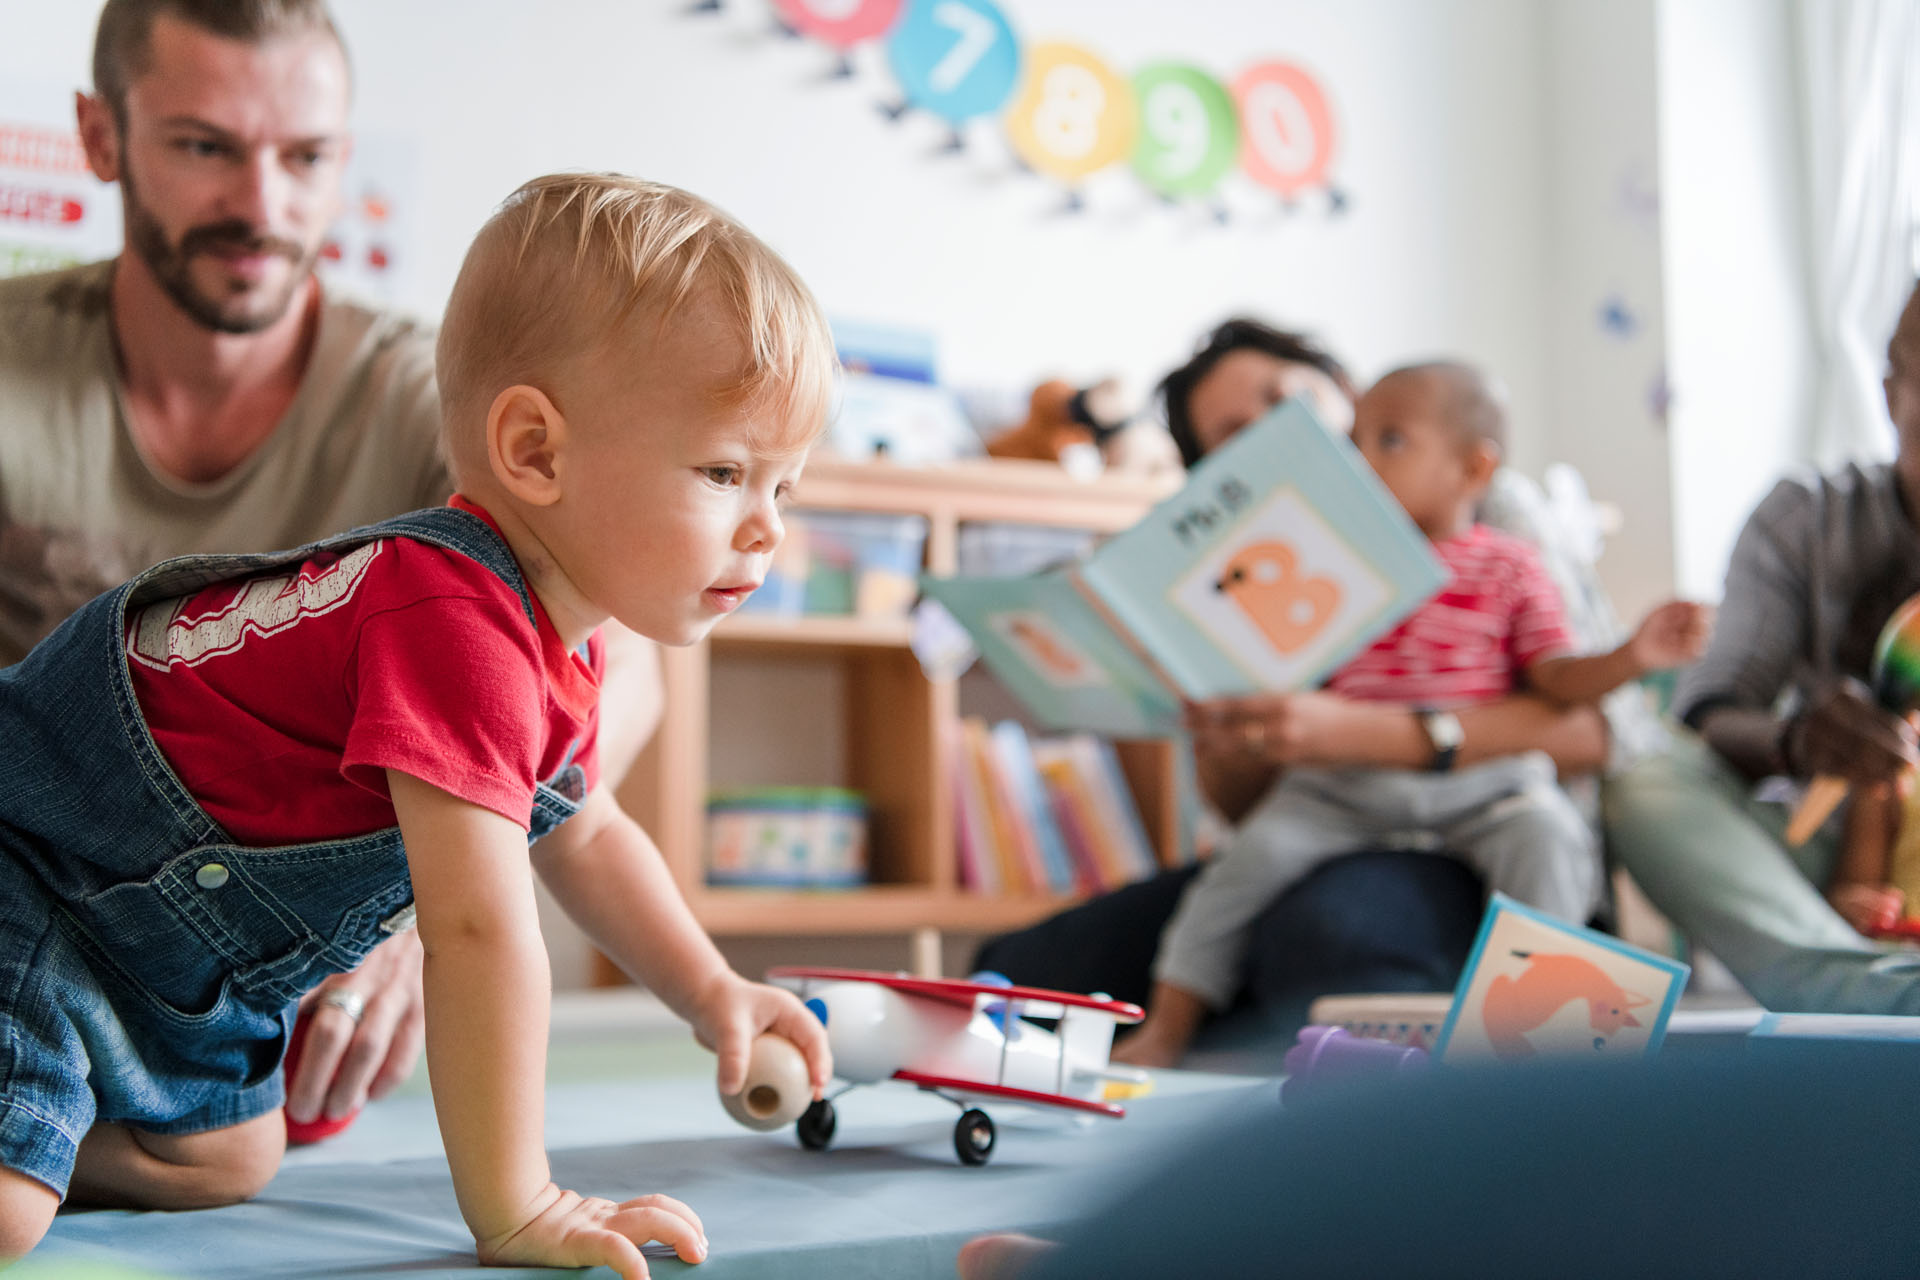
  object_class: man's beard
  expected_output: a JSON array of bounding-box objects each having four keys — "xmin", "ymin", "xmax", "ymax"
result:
[{"xmin": 121, "ymin": 163, "xmax": 317, "ymax": 335}]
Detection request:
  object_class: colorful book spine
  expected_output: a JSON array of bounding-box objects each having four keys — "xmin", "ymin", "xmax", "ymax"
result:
[
  {"xmin": 962, "ymin": 717, "xmax": 1032, "ymax": 893},
  {"xmin": 949, "ymin": 720, "xmax": 998, "ymax": 894},
  {"xmin": 1069, "ymin": 734, "xmax": 1159, "ymax": 882},
  {"xmin": 989, "ymin": 721, "xmax": 1077, "ymax": 894},
  {"xmin": 1033, "ymin": 751, "xmax": 1117, "ymax": 893}
]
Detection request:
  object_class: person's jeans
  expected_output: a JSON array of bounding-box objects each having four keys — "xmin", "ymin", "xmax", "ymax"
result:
[{"xmin": 1604, "ymin": 731, "xmax": 1920, "ymax": 1013}]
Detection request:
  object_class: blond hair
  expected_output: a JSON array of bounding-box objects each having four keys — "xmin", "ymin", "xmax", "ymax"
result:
[{"xmin": 435, "ymin": 173, "xmax": 837, "ymax": 481}]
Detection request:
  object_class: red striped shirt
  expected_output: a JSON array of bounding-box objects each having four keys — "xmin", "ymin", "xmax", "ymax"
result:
[{"xmin": 1326, "ymin": 524, "xmax": 1573, "ymax": 707}]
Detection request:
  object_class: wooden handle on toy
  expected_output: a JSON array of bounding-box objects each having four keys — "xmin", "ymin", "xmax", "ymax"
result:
[
  {"xmin": 718, "ymin": 1034, "xmax": 811, "ymax": 1132},
  {"xmin": 1785, "ymin": 774, "xmax": 1849, "ymax": 847}
]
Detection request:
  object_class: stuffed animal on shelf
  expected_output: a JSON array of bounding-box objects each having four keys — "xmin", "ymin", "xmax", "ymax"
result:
[{"xmin": 985, "ymin": 378, "xmax": 1182, "ymax": 479}]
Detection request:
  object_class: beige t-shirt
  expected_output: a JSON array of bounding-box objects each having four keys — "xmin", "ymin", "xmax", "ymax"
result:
[{"xmin": 0, "ymin": 260, "xmax": 452, "ymax": 664}]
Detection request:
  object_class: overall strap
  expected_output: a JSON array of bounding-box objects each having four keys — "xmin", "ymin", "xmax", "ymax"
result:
[
  {"xmin": 100, "ymin": 505, "xmax": 539, "ymax": 845},
  {"xmin": 123, "ymin": 505, "xmax": 538, "ymax": 629}
]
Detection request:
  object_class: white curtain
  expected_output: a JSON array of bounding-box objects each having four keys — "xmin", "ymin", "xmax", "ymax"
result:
[{"xmin": 1795, "ymin": 0, "xmax": 1920, "ymax": 468}]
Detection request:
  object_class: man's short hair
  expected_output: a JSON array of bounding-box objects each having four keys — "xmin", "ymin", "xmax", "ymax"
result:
[
  {"xmin": 436, "ymin": 173, "xmax": 837, "ymax": 480},
  {"xmin": 93, "ymin": 0, "xmax": 347, "ymax": 117}
]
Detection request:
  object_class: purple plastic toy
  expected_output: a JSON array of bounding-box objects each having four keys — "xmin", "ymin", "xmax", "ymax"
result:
[{"xmin": 1281, "ymin": 1024, "xmax": 1429, "ymax": 1105}]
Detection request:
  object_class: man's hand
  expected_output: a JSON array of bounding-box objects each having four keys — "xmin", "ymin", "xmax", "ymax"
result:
[
  {"xmin": 686, "ymin": 972, "xmax": 833, "ymax": 1099},
  {"xmin": 286, "ymin": 929, "xmax": 425, "ymax": 1126},
  {"xmin": 1786, "ymin": 680, "xmax": 1920, "ymax": 787},
  {"xmin": 476, "ymin": 1183, "xmax": 707, "ymax": 1280}
]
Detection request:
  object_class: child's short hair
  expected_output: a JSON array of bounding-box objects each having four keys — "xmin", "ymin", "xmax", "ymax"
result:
[
  {"xmin": 1375, "ymin": 360, "xmax": 1508, "ymax": 455},
  {"xmin": 435, "ymin": 173, "xmax": 836, "ymax": 481}
]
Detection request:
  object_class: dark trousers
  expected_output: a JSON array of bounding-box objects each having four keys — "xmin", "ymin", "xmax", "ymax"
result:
[{"xmin": 973, "ymin": 849, "xmax": 1485, "ymax": 1057}]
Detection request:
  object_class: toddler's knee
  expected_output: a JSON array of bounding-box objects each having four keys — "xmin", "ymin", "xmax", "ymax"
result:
[
  {"xmin": 0, "ymin": 1166, "xmax": 59, "ymax": 1260},
  {"xmin": 190, "ymin": 1123, "xmax": 286, "ymax": 1207},
  {"xmin": 139, "ymin": 1113, "xmax": 286, "ymax": 1209}
]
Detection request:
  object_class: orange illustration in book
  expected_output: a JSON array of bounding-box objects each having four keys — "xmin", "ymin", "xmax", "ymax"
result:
[
  {"xmin": 1213, "ymin": 539, "xmax": 1341, "ymax": 654},
  {"xmin": 1007, "ymin": 616, "xmax": 1088, "ymax": 680},
  {"xmin": 1481, "ymin": 950, "xmax": 1651, "ymax": 1060}
]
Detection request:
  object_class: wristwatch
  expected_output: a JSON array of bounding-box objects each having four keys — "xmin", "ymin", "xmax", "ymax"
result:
[{"xmin": 1416, "ymin": 708, "xmax": 1464, "ymax": 773}]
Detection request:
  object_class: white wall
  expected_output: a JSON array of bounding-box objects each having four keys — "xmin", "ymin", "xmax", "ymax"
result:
[
  {"xmin": 1541, "ymin": 0, "xmax": 1675, "ymax": 618},
  {"xmin": 1656, "ymin": 0, "xmax": 1814, "ymax": 601},
  {"xmin": 0, "ymin": 0, "xmax": 1563, "ymax": 449}
]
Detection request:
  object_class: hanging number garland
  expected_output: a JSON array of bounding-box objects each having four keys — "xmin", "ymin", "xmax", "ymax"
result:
[{"xmin": 698, "ymin": 0, "xmax": 1347, "ymax": 216}]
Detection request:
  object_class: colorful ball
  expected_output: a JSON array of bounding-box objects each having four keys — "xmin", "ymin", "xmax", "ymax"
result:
[{"xmin": 1871, "ymin": 593, "xmax": 1920, "ymax": 711}]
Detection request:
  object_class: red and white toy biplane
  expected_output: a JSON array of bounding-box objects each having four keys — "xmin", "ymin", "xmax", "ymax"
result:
[{"xmin": 767, "ymin": 966, "xmax": 1148, "ymax": 1165}]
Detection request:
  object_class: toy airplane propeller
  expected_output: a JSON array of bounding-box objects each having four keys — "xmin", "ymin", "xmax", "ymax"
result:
[{"xmin": 721, "ymin": 967, "xmax": 1147, "ymax": 1166}]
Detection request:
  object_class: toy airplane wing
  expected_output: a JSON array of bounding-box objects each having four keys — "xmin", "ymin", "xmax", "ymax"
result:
[
  {"xmin": 890, "ymin": 1069, "xmax": 1126, "ymax": 1117},
  {"xmin": 768, "ymin": 965, "xmax": 1145, "ymax": 1022}
]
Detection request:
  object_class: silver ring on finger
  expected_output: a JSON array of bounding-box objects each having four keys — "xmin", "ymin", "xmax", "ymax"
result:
[{"xmin": 319, "ymin": 988, "xmax": 367, "ymax": 1024}]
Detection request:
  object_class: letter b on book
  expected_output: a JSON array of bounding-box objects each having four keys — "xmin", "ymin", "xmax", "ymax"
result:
[{"xmin": 1212, "ymin": 538, "xmax": 1343, "ymax": 656}]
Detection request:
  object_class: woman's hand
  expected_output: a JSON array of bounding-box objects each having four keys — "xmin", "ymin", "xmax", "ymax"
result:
[
  {"xmin": 476, "ymin": 1183, "xmax": 706, "ymax": 1279},
  {"xmin": 687, "ymin": 972, "xmax": 833, "ymax": 1098},
  {"xmin": 1184, "ymin": 690, "xmax": 1386, "ymax": 769}
]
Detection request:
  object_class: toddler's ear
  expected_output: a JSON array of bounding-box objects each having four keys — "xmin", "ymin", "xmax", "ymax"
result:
[
  {"xmin": 486, "ymin": 384, "xmax": 566, "ymax": 506},
  {"xmin": 1465, "ymin": 438, "xmax": 1502, "ymax": 489}
]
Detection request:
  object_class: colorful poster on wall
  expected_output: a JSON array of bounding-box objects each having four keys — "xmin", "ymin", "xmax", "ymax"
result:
[
  {"xmin": 696, "ymin": 0, "xmax": 1350, "ymax": 220},
  {"xmin": 314, "ymin": 131, "xmax": 419, "ymax": 307},
  {"xmin": 1232, "ymin": 60, "xmax": 1339, "ymax": 204},
  {"xmin": 885, "ymin": 0, "xmax": 1021, "ymax": 126},
  {"xmin": 0, "ymin": 84, "xmax": 121, "ymax": 278},
  {"xmin": 1129, "ymin": 64, "xmax": 1239, "ymax": 200},
  {"xmin": 1002, "ymin": 42, "xmax": 1135, "ymax": 185}
]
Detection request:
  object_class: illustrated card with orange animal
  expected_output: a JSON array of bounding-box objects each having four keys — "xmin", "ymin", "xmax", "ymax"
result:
[
  {"xmin": 1433, "ymin": 894, "xmax": 1690, "ymax": 1064},
  {"xmin": 922, "ymin": 398, "xmax": 1448, "ymax": 734}
]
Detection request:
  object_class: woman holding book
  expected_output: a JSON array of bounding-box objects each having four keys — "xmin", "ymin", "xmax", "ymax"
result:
[{"xmin": 975, "ymin": 317, "xmax": 1618, "ymax": 1058}]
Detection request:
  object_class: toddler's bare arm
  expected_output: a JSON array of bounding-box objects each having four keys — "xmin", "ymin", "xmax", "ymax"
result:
[
  {"xmin": 391, "ymin": 772, "xmax": 706, "ymax": 1276},
  {"xmin": 1527, "ymin": 600, "xmax": 1712, "ymax": 707},
  {"xmin": 530, "ymin": 786, "xmax": 831, "ymax": 1097}
]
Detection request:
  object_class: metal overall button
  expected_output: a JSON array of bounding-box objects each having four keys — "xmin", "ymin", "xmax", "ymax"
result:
[{"xmin": 194, "ymin": 863, "xmax": 230, "ymax": 890}]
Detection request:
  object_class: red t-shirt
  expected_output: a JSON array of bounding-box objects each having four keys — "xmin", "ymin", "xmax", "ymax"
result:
[
  {"xmin": 126, "ymin": 498, "xmax": 601, "ymax": 846},
  {"xmin": 1325, "ymin": 523, "xmax": 1574, "ymax": 708}
]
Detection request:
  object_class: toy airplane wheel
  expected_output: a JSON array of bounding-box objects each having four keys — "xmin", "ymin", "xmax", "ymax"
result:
[
  {"xmin": 953, "ymin": 1108, "xmax": 995, "ymax": 1166},
  {"xmin": 797, "ymin": 1098, "xmax": 836, "ymax": 1151}
]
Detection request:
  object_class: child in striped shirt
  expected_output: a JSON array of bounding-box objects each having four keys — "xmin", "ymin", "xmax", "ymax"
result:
[{"xmin": 1116, "ymin": 362, "xmax": 1710, "ymax": 1068}]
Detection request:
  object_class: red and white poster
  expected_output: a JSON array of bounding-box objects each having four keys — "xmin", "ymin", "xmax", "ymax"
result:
[{"xmin": 0, "ymin": 83, "xmax": 120, "ymax": 278}]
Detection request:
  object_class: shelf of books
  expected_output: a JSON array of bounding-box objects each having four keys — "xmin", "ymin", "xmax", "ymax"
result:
[
  {"xmin": 600, "ymin": 454, "xmax": 1186, "ymax": 976},
  {"xmin": 951, "ymin": 717, "xmax": 1178, "ymax": 900}
]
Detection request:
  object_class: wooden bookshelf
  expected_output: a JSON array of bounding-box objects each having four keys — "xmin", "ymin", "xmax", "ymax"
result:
[{"xmin": 605, "ymin": 455, "xmax": 1181, "ymax": 978}]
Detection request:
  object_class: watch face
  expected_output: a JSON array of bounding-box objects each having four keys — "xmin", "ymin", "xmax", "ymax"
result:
[{"xmin": 1426, "ymin": 712, "xmax": 1464, "ymax": 750}]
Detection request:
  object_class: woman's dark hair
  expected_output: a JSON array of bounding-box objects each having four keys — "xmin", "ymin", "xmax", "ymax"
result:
[{"xmin": 1158, "ymin": 317, "xmax": 1355, "ymax": 468}]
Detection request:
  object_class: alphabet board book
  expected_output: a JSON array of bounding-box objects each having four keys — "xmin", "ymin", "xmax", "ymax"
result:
[
  {"xmin": 1433, "ymin": 895, "xmax": 1690, "ymax": 1064},
  {"xmin": 921, "ymin": 398, "xmax": 1449, "ymax": 736}
]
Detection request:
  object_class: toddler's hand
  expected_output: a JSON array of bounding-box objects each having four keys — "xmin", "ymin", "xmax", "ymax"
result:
[
  {"xmin": 689, "ymin": 971, "xmax": 833, "ymax": 1098},
  {"xmin": 476, "ymin": 1184, "xmax": 706, "ymax": 1279},
  {"xmin": 1630, "ymin": 600, "xmax": 1713, "ymax": 671}
]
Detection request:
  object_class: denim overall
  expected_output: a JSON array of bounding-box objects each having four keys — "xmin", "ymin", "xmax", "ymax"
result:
[{"xmin": 0, "ymin": 507, "xmax": 586, "ymax": 1195}]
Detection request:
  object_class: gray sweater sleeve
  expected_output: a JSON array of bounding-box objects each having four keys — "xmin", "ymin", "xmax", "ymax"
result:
[{"xmin": 1671, "ymin": 478, "xmax": 1814, "ymax": 728}]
